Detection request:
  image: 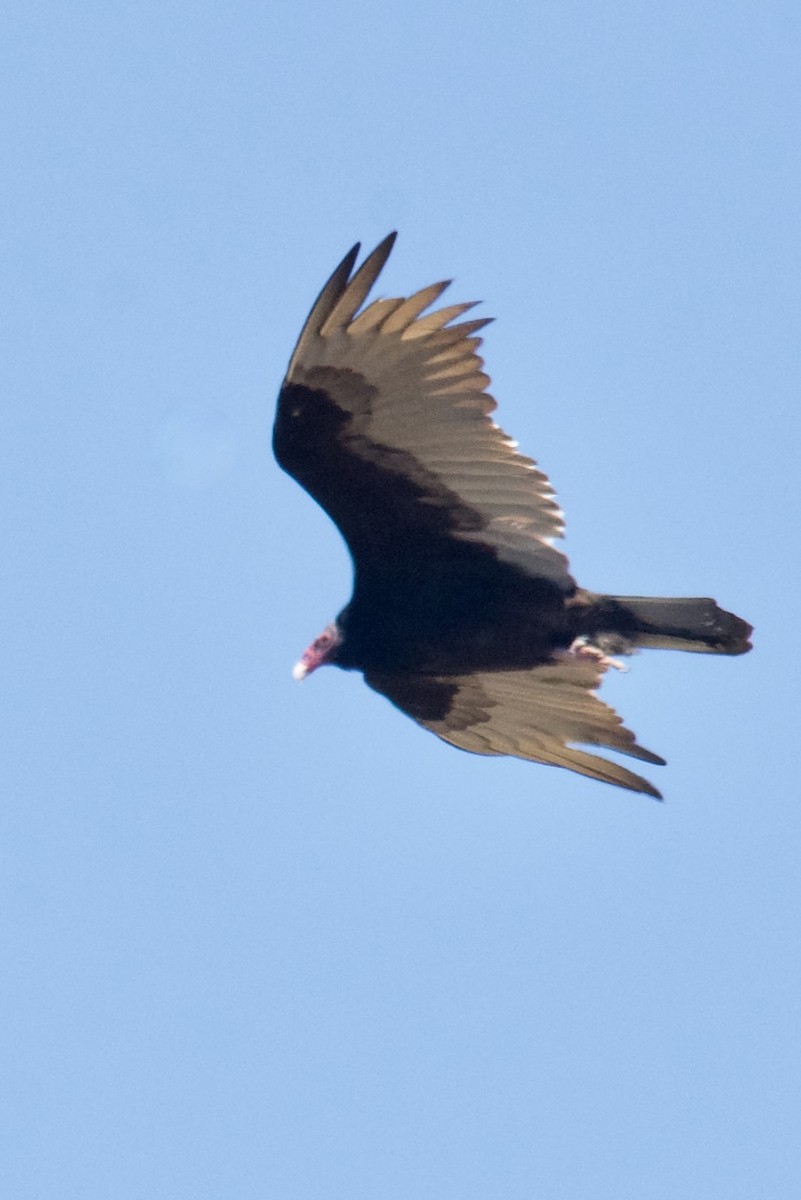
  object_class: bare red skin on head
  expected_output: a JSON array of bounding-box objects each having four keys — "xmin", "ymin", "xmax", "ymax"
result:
[{"xmin": 293, "ymin": 622, "xmax": 341, "ymax": 679}]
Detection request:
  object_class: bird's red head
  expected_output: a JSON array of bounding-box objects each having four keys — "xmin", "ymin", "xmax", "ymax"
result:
[{"xmin": 292, "ymin": 622, "xmax": 342, "ymax": 680}]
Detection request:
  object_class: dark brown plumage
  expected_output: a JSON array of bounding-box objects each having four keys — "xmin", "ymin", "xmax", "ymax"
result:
[{"xmin": 274, "ymin": 235, "xmax": 751, "ymax": 798}]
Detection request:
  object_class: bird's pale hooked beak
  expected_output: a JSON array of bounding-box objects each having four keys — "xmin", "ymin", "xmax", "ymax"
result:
[{"xmin": 291, "ymin": 623, "xmax": 341, "ymax": 682}]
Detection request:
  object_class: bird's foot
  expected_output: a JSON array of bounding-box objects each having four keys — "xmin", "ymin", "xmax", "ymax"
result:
[{"xmin": 560, "ymin": 637, "xmax": 628, "ymax": 673}]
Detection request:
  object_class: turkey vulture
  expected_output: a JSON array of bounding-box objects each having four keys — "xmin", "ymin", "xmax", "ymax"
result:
[{"xmin": 273, "ymin": 234, "xmax": 751, "ymax": 798}]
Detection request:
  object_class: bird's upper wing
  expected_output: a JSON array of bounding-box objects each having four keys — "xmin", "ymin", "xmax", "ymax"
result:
[
  {"xmin": 364, "ymin": 656, "xmax": 666, "ymax": 798},
  {"xmin": 273, "ymin": 234, "xmax": 574, "ymax": 590}
]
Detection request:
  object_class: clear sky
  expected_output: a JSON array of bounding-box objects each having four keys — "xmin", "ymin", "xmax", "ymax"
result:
[{"xmin": 3, "ymin": 2, "xmax": 798, "ymax": 1197}]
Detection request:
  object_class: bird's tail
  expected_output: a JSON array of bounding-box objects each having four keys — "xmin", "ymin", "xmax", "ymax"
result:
[{"xmin": 590, "ymin": 595, "xmax": 752, "ymax": 655}]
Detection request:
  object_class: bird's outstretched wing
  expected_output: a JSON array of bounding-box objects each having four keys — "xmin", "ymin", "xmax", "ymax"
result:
[
  {"xmin": 273, "ymin": 234, "xmax": 574, "ymax": 590},
  {"xmin": 364, "ymin": 656, "xmax": 666, "ymax": 798}
]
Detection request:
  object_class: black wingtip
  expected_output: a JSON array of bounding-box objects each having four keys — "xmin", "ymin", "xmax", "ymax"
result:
[
  {"xmin": 631, "ymin": 776, "xmax": 663, "ymax": 801},
  {"xmin": 369, "ymin": 231, "xmax": 398, "ymax": 269},
  {"xmin": 339, "ymin": 233, "xmax": 396, "ymax": 283},
  {"xmin": 340, "ymin": 242, "xmax": 360, "ymax": 276}
]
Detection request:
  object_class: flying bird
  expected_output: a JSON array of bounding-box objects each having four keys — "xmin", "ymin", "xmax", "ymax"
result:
[{"xmin": 273, "ymin": 235, "xmax": 751, "ymax": 798}]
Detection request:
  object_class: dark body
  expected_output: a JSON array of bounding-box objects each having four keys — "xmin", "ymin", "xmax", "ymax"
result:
[{"xmin": 338, "ymin": 548, "xmax": 571, "ymax": 676}]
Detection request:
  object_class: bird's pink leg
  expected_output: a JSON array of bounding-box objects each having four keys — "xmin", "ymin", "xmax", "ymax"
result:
[{"xmin": 558, "ymin": 638, "xmax": 628, "ymax": 673}]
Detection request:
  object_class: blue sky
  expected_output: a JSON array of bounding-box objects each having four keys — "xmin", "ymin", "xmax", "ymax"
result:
[{"xmin": 3, "ymin": 2, "xmax": 798, "ymax": 1197}]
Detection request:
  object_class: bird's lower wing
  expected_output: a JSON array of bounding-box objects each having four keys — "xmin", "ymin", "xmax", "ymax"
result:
[{"xmin": 365, "ymin": 657, "xmax": 665, "ymax": 798}]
